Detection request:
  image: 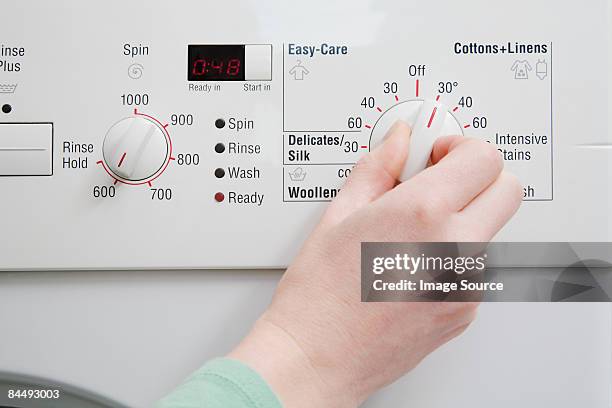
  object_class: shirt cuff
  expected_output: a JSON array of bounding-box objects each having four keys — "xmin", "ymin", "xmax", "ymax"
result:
[{"xmin": 156, "ymin": 358, "xmax": 283, "ymax": 408}]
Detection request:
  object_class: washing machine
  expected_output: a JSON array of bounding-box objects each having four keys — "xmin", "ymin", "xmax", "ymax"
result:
[{"xmin": 0, "ymin": 0, "xmax": 611, "ymax": 407}]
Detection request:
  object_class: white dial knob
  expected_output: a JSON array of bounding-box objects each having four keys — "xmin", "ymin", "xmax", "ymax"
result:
[
  {"xmin": 370, "ymin": 99, "xmax": 463, "ymax": 181},
  {"xmin": 102, "ymin": 116, "xmax": 169, "ymax": 182}
]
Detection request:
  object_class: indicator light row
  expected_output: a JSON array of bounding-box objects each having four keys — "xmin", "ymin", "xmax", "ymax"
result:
[{"xmin": 214, "ymin": 118, "xmax": 226, "ymax": 203}]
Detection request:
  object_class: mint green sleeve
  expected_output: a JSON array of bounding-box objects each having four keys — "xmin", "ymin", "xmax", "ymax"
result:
[{"xmin": 155, "ymin": 358, "xmax": 283, "ymax": 408}]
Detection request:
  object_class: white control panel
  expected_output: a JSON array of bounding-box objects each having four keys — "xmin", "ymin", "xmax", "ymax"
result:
[{"xmin": 0, "ymin": 0, "xmax": 610, "ymax": 270}]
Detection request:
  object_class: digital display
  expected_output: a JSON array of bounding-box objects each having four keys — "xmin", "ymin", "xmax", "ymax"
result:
[{"xmin": 188, "ymin": 45, "xmax": 245, "ymax": 81}]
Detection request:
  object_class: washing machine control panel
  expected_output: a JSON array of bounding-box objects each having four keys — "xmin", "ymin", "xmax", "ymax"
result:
[{"xmin": 0, "ymin": 0, "xmax": 610, "ymax": 269}]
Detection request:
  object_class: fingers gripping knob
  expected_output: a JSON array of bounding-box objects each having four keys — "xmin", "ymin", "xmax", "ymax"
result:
[
  {"xmin": 369, "ymin": 100, "xmax": 463, "ymax": 181},
  {"xmin": 102, "ymin": 117, "xmax": 170, "ymax": 182}
]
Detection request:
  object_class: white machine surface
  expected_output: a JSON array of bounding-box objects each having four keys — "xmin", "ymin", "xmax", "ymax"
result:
[
  {"xmin": 0, "ymin": 271, "xmax": 610, "ymax": 408},
  {"xmin": 0, "ymin": 0, "xmax": 610, "ymax": 269},
  {"xmin": 0, "ymin": 1, "xmax": 611, "ymax": 407}
]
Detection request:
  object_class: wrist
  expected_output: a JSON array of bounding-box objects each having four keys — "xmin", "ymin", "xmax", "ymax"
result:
[{"xmin": 228, "ymin": 316, "xmax": 356, "ymax": 408}]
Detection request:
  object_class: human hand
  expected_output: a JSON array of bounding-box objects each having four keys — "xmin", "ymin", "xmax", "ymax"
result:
[{"xmin": 229, "ymin": 122, "xmax": 523, "ymax": 407}]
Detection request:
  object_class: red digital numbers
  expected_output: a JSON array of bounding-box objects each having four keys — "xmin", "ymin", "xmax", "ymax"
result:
[
  {"xmin": 210, "ymin": 59, "xmax": 223, "ymax": 75},
  {"xmin": 192, "ymin": 59, "xmax": 206, "ymax": 76},
  {"xmin": 227, "ymin": 59, "xmax": 241, "ymax": 76},
  {"xmin": 191, "ymin": 58, "xmax": 242, "ymax": 77}
]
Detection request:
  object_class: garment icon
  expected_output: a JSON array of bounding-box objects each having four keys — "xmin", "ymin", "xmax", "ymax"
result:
[
  {"xmin": 535, "ymin": 60, "xmax": 548, "ymax": 80},
  {"xmin": 289, "ymin": 60, "xmax": 310, "ymax": 80},
  {"xmin": 511, "ymin": 60, "xmax": 532, "ymax": 80}
]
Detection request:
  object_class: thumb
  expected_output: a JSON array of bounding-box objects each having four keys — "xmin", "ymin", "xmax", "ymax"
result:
[{"xmin": 321, "ymin": 120, "xmax": 412, "ymax": 227}]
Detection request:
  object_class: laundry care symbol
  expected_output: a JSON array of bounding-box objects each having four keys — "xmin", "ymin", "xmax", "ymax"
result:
[
  {"xmin": 289, "ymin": 60, "xmax": 310, "ymax": 80},
  {"xmin": 511, "ymin": 60, "xmax": 532, "ymax": 80},
  {"xmin": 510, "ymin": 59, "xmax": 548, "ymax": 81},
  {"xmin": 288, "ymin": 167, "xmax": 307, "ymax": 182},
  {"xmin": 535, "ymin": 60, "xmax": 548, "ymax": 80},
  {"xmin": 128, "ymin": 63, "xmax": 144, "ymax": 80},
  {"xmin": 0, "ymin": 84, "xmax": 17, "ymax": 93}
]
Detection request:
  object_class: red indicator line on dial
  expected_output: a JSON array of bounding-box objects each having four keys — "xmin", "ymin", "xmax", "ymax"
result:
[
  {"xmin": 113, "ymin": 179, "xmax": 119, "ymax": 185},
  {"xmin": 436, "ymin": 95, "xmax": 441, "ymax": 102},
  {"xmin": 427, "ymin": 107, "xmax": 438, "ymax": 129},
  {"xmin": 163, "ymin": 124, "xmax": 169, "ymax": 129},
  {"xmin": 394, "ymin": 95, "xmax": 399, "ymax": 102},
  {"xmin": 96, "ymin": 160, "xmax": 103, "ymax": 165},
  {"xmin": 376, "ymin": 107, "xmax": 383, "ymax": 113},
  {"xmin": 453, "ymin": 107, "xmax": 459, "ymax": 112},
  {"xmin": 117, "ymin": 152, "xmax": 127, "ymax": 168},
  {"xmin": 464, "ymin": 124, "xmax": 472, "ymax": 129},
  {"xmin": 170, "ymin": 156, "xmax": 176, "ymax": 161},
  {"xmin": 416, "ymin": 80, "xmax": 420, "ymax": 97},
  {"xmin": 147, "ymin": 181, "xmax": 153, "ymax": 187},
  {"xmin": 365, "ymin": 124, "xmax": 372, "ymax": 129},
  {"xmin": 133, "ymin": 108, "xmax": 138, "ymax": 115}
]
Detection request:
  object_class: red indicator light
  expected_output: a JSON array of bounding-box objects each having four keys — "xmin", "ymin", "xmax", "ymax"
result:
[{"xmin": 214, "ymin": 192, "xmax": 225, "ymax": 203}]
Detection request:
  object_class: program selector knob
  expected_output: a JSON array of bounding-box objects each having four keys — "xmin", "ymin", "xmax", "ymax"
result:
[
  {"xmin": 370, "ymin": 99, "xmax": 464, "ymax": 181},
  {"xmin": 102, "ymin": 116, "xmax": 170, "ymax": 183}
]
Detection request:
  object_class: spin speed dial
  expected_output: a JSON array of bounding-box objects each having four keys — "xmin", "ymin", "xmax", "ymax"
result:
[
  {"xmin": 369, "ymin": 99, "xmax": 463, "ymax": 181},
  {"xmin": 102, "ymin": 114, "xmax": 172, "ymax": 184}
]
